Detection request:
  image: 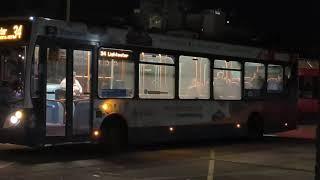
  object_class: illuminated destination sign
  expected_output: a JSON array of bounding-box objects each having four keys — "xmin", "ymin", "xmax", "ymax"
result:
[
  {"xmin": 0, "ymin": 24, "xmax": 24, "ymax": 41},
  {"xmin": 100, "ymin": 49, "xmax": 131, "ymax": 60}
]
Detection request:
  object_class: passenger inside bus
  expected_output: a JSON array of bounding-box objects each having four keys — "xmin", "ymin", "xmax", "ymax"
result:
[
  {"xmin": 187, "ymin": 78, "xmax": 202, "ymax": 98},
  {"xmin": 59, "ymin": 72, "xmax": 83, "ymax": 96},
  {"xmin": 214, "ymin": 71, "xmax": 227, "ymax": 98},
  {"xmin": 267, "ymin": 75, "xmax": 283, "ymax": 91},
  {"xmin": 251, "ymin": 72, "xmax": 265, "ymax": 89}
]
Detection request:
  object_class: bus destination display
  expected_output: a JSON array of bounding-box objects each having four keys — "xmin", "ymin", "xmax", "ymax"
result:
[
  {"xmin": 100, "ymin": 49, "xmax": 130, "ymax": 60},
  {"xmin": 0, "ymin": 24, "xmax": 24, "ymax": 41}
]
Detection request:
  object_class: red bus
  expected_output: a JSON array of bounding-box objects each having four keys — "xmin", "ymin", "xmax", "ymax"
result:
[{"xmin": 298, "ymin": 60, "xmax": 320, "ymax": 123}]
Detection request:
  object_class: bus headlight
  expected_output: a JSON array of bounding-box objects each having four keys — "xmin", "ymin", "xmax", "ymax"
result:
[
  {"xmin": 100, "ymin": 102, "xmax": 113, "ymax": 113},
  {"xmin": 9, "ymin": 110, "xmax": 23, "ymax": 125},
  {"xmin": 15, "ymin": 111, "xmax": 23, "ymax": 119},
  {"xmin": 10, "ymin": 116, "xmax": 19, "ymax": 125}
]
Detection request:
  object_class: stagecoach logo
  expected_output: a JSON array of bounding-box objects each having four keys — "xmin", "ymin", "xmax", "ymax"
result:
[
  {"xmin": 100, "ymin": 50, "xmax": 130, "ymax": 59},
  {"xmin": 0, "ymin": 25, "xmax": 23, "ymax": 40}
]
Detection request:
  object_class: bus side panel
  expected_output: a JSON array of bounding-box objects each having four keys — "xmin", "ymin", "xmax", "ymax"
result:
[
  {"xmin": 93, "ymin": 98, "xmax": 295, "ymax": 144},
  {"xmin": 94, "ymin": 99, "xmax": 261, "ymax": 144}
]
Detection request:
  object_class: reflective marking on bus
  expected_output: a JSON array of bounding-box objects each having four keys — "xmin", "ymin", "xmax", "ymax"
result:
[{"xmin": 264, "ymin": 134, "xmax": 277, "ymax": 137}]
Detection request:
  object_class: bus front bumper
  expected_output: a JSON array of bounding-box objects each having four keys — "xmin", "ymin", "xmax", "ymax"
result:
[{"xmin": 0, "ymin": 128, "xmax": 28, "ymax": 145}]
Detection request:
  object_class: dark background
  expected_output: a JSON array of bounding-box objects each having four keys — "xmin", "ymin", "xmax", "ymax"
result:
[{"xmin": 1, "ymin": 1, "xmax": 320, "ymax": 55}]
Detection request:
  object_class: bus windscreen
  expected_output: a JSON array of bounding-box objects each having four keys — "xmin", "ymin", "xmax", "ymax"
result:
[{"xmin": 0, "ymin": 46, "xmax": 26, "ymax": 103}]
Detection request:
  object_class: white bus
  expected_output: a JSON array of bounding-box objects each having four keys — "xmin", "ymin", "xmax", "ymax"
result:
[{"xmin": 0, "ymin": 17, "xmax": 298, "ymax": 149}]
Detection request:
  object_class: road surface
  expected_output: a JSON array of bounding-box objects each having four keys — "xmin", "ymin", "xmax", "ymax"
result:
[{"xmin": 0, "ymin": 136, "xmax": 315, "ymax": 180}]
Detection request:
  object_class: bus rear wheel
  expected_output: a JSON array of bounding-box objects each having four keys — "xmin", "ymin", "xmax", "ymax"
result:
[
  {"xmin": 100, "ymin": 123, "xmax": 128, "ymax": 152},
  {"xmin": 247, "ymin": 114, "xmax": 264, "ymax": 140}
]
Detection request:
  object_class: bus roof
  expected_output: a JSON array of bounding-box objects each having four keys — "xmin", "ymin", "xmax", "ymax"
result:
[
  {"xmin": 107, "ymin": 28, "xmax": 296, "ymax": 62},
  {"xmin": 21, "ymin": 17, "xmax": 297, "ymax": 62}
]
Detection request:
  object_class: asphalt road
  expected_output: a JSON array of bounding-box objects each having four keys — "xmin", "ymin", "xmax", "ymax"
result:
[{"xmin": 0, "ymin": 137, "xmax": 315, "ymax": 180}]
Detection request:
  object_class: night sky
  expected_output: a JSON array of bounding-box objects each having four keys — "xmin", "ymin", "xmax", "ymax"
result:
[{"xmin": 1, "ymin": 1, "xmax": 320, "ymax": 53}]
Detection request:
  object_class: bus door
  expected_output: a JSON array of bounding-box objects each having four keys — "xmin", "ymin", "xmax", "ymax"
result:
[
  {"xmin": 70, "ymin": 48, "xmax": 93, "ymax": 136},
  {"xmin": 40, "ymin": 41, "xmax": 93, "ymax": 138},
  {"xmin": 44, "ymin": 46, "xmax": 68, "ymax": 137}
]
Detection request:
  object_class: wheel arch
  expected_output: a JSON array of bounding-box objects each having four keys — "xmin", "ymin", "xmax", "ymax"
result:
[{"xmin": 100, "ymin": 113, "xmax": 128, "ymax": 131}]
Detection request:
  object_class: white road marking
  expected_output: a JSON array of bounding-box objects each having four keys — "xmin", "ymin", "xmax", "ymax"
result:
[
  {"xmin": 0, "ymin": 162, "xmax": 14, "ymax": 169},
  {"xmin": 207, "ymin": 150, "xmax": 215, "ymax": 180}
]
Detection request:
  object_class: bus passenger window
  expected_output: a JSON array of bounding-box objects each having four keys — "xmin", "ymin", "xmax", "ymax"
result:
[
  {"xmin": 179, "ymin": 56, "xmax": 210, "ymax": 99},
  {"xmin": 98, "ymin": 48, "xmax": 134, "ymax": 98},
  {"xmin": 213, "ymin": 60, "xmax": 241, "ymax": 100},
  {"xmin": 244, "ymin": 62, "xmax": 266, "ymax": 97},
  {"xmin": 139, "ymin": 53, "xmax": 175, "ymax": 99},
  {"xmin": 267, "ymin": 64, "xmax": 283, "ymax": 93}
]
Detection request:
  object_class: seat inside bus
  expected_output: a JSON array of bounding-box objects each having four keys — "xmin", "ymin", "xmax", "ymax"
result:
[
  {"xmin": 46, "ymin": 83, "xmax": 89, "ymax": 131},
  {"xmin": 46, "ymin": 83, "xmax": 65, "ymax": 125}
]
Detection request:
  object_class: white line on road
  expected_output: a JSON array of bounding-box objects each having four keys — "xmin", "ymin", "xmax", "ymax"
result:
[
  {"xmin": 207, "ymin": 150, "xmax": 215, "ymax": 180},
  {"xmin": 0, "ymin": 162, "xmax": 14, "ymax": 169}
]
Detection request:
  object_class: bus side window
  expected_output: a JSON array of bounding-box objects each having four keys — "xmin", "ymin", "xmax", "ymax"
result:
[
  {"xmin": 139, "ymin": 52, "xmax": 175, "ymax": 99},
  {"xmin": 267, "ymin": 64, "xmax": 283, "ymax": 93},
  {"xmin": 244, "ymin": 62, "xmax": 266, "ymax": 97},
  {"xmin": 98, "ymin": 48, "xmax": 134, "ymax": 98},
  {"xmin": 213, "ymin": 60, "xmax": 242, "ymax": 100},
  {"xmin": 179, "ymin": 55, "xmax": 210, "ymax": 99},
  {"xmin": 31, "ymin": 46, "xmax": 40, "ymax": 97}
]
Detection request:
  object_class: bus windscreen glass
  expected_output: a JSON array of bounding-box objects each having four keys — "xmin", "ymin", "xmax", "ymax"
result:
[{"xmin": 0, "ymin": 46, "xmax": 26, "ymax": 103}]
